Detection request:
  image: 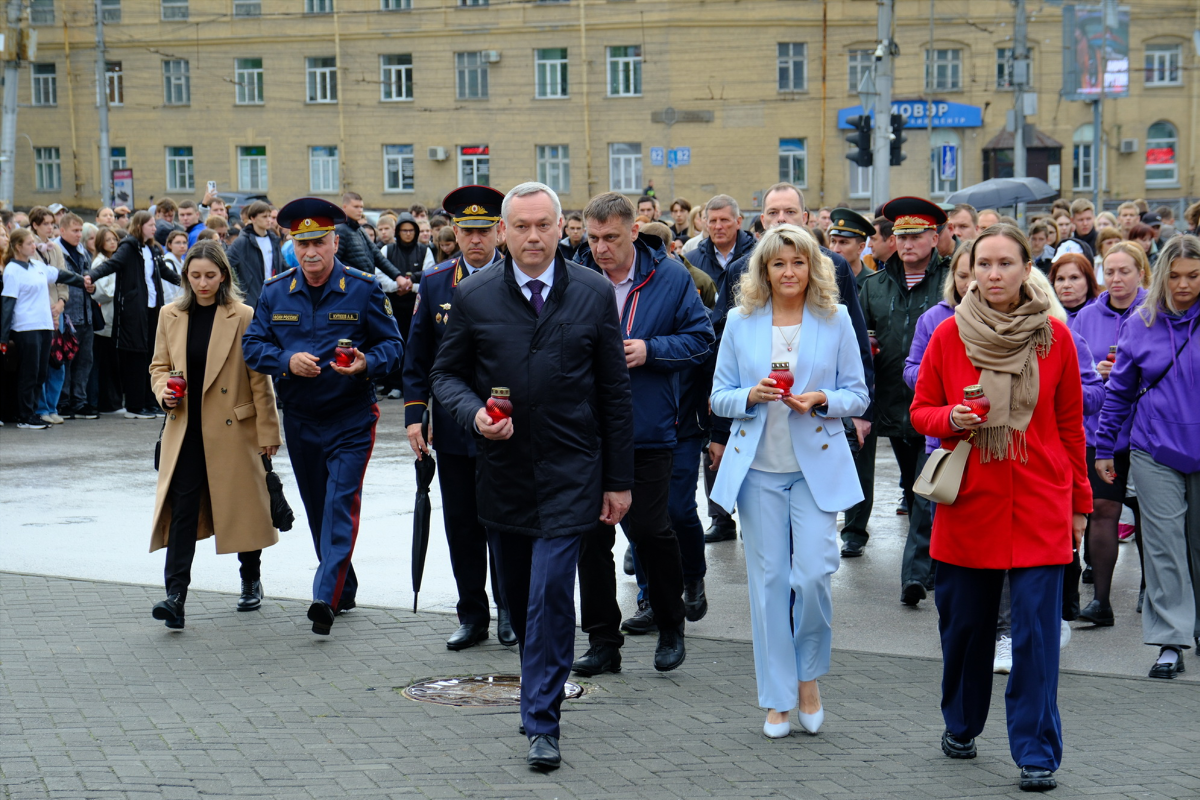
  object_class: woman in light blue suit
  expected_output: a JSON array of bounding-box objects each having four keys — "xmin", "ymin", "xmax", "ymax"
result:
[{"xmin": 710, "ymin": 224, "xmax": 869, "ymax": 739}]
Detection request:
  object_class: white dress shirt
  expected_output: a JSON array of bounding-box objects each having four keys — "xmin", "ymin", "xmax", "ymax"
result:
[{"xmin": 513, "ymin": 259, "xmax": 555, "ymax": 302}]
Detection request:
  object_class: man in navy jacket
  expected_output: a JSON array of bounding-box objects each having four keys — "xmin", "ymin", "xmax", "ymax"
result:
[{"xmin": 572, "ymin": 192, "xmax": 715, "ymax": 679}]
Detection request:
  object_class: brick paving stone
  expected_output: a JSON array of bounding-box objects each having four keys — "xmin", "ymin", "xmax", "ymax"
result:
[{"xmin": 3, "ymin": 572, "xmax": 1199, "ymax": 799}]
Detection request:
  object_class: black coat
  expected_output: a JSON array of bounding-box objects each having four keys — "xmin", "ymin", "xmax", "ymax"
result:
[
  {"xmin": 430, "ymin": 254, "xmax": 635, "ymax": 538},
  {"xmin": 336, "ymin": 218, "xmax": 400, "ymax": 280},
  {"xmin": 227, "ymin": 226, "xmax": 284, "ymax": 308},
  {"xmin": 88, "ymin": 238, "xmax": 180, "ymax": 352}
]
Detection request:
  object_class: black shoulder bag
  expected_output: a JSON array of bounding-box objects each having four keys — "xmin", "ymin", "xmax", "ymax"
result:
[{"xmin": 1132, "ymin": 323, "xmax": 1196, "ymax": 407}]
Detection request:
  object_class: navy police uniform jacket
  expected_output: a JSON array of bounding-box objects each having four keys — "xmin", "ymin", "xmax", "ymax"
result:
[
  {"xmin": 401, "ymin": 251, "xmax": 503, "ymax": 457},
  {"xmin": 242, "ymin": 260, "xmax": 404, "ymax": 417}
]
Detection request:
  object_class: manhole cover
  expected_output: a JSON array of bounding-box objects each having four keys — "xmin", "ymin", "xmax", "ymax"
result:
[{"xmin": 401, "ymin": 675, "xmax": 584, "ymax": 707}]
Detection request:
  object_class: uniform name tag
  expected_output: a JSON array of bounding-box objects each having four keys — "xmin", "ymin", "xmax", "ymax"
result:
[
  {"xmin": 328, "ymin": 312, "xmax": 360, "ymax": 322},
  {"xmin": 273, "ymin": 313, "xmax": 300, "ymax": 322}
]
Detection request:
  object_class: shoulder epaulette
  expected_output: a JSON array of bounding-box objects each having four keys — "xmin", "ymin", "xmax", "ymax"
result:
[
  {"xmin": 345, "ymin": 266, "xmax": 375, "ymax": 283},
  {"xmin": 265, "ymin": 267, "xmax": 295, "ymax": 285},
  {"xmin": 424, "ymin": 260, "xmax": 456, "ymax": 278}
]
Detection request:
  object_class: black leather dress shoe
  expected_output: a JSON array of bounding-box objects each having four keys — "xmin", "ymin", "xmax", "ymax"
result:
[
  {"xmin": 1148, "ymin": 647, "xmax": 1185, "ymax": 679},
  {"xmin": 1077, "ymin": 598, "xmax": 1114, "ymax": 626},
  {"xmin": 622, "ymin": 544, "xmax": 636, "ymax": 576},
  {"xmin": 683, "ymin": 579, "xmax": 708, "ymax": 622},
  {"xmin": 572, "ymin": 643, "xmax": 622, "ymax": 676},
  {"xmin": 1019, "ymin": 766, "xmax": 1057, "ymax": 791},
  {"xmin": 526, "ymin": 734, "xmax": 561, "ymax": 769},
  {"xmin": 902, "ymin": 582, "xmax": 927, "ymax": 606},
  {"xmin": 335, "ymin": 597, "xmax": 356, "ymax": 615},
  {"xmin": 496, "ymin": 609, "xmax": 518, "ymax": 647},
  {"xmin": 446, "ymin": 622, "xmax": 489, "ymax": 651},
  {"xmin": 152, "ymin": 594, "xmax": 185, "ymax": 629},
  {"xmin": 703, "ymin": 521, "xmax": 737, "ymax": 543},
  {"xmin": 621, "ymin": 601, "xmax": 657, "ymax": 635},
  {"xmin": 654, "ymin": 624, "xmax": 686, "ymax": 672},
  {"xmin": 1081, "ymin": 565, "xmax": 1093, "ymax": 584},
  {"xmin": 308, "ymin": 601, "xmax": 335, "ymax": 635},
  {"xmin": 237, "ymin": 580, "xmax": 263, "ymax": 612},
  {"xmin": 841, "ymin": 540, "xmax": 865, "ymax": 558},
  {"xmin": 941, "ymin": 729, "xmax": 977, "ymax": 759}
]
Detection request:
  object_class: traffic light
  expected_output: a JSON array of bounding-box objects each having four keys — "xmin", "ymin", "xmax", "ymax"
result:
[
  {"xmin": 845, "ymin": 115, "xmax": 873, "ymax": 168},
  {"xmin": 889, "ymin": 113, "xmax": 908, "ymax": 167}
]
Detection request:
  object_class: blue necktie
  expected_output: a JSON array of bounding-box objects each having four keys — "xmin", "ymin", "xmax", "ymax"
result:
[{"xmin": 527, "ymin": 279, "xmax": 545, "ymax": 316}]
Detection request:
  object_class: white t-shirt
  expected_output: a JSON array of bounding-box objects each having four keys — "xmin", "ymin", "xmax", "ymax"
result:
[
  {"xmin": 750, "ymin": 324, "xmax": 803, "ymax": 474},
  {"xmin": 255, "ymin": 234, "xmax": 274, "ymax": 281},
  {"xmin": 2, "ymin": 259, "xmax": 57, "ymax": 332},
  {"xmin": 142, "ymin": 245, "xmax": 158, "ymax": 307}
]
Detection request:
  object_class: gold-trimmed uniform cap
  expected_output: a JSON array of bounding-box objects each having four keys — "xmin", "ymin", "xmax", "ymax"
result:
[
  {"xmin": 882, "ymin": 196, "xmax": 948, "ymax": 236},
  {"xmin": 443, "ymin": 184, "xmax": 505, "ymax": 229},
  {"xmin": 828, "ymin": 208, "xmax": 874, "ymax": 240},
  {"xmin": 278, "ymin": 197, "xmax": 347, "ymax": 241}
]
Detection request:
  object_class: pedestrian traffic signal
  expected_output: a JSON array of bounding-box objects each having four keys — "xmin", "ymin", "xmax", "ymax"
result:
[
  {"xmin": 889, "ymin": 113, "xmax": 908, "ymax": 167},
  {"xmin": 845, "ymin": 115, "xmax": 873, "ymax": 168}
]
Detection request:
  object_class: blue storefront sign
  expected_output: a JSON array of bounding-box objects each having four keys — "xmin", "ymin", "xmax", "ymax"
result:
[{"xmin": 837, "ymin": 99, "xmax": 983, "ymax": 129}]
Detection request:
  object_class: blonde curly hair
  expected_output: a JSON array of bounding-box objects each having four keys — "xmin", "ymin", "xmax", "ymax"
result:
[{"xmin": 734, "ymin": 224, "xmax": 840, "ymax": 318}]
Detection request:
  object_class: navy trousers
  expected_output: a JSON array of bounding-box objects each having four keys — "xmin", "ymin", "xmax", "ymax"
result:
[
  {"xmin": 283, "ymin": 403, "xmax": 379, "ymax": 609},
  {"xmin": 936, "ymin": 561, "xmax": 1064, "ymax": 771},
  {"xmin": 493, "ymin": 531, "xmax": 581, "ymax": 739}
]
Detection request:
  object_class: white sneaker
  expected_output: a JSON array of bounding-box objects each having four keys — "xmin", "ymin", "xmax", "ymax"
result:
[
  {"xmin": 387, "ymin": 389, "xmax": 402, "ymax": 400},
  {"xmin": 1060, "ymin": 619, "xmax": 1071, "ymax": 650},
  {"xmin": 993, "ymin": 635, "xmax": 1013, "ymax": 674}
]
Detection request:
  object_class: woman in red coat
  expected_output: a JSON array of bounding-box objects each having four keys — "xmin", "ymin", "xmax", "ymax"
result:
[{"xmin": 911, "ymin": 224, "xmax": 1091, "ymax": 794}]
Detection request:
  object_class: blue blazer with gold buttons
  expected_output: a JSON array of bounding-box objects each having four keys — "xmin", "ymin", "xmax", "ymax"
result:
[{"xmin": 709, "ymin": 300, "xmax": 869, "ymax": 515}]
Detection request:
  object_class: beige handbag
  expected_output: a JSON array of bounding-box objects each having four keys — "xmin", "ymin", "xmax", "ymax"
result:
[{"xmin": 913, "ymin": 435, "xmax": 974, "ymax": 505}]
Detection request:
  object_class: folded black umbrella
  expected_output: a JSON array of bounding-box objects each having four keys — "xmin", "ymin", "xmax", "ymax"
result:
[
  {"xmin": 262, "ymin": 454, "xmax": 295, "ymax": 532},
  {"xmin": 412, "ymin": 409, "xmax": 436, "ymax": 612}
]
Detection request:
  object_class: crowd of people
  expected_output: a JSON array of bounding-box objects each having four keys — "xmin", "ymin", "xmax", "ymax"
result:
[{"xmin": 2, "ymin": 182, "xmax": 1198, "ymax": 789}]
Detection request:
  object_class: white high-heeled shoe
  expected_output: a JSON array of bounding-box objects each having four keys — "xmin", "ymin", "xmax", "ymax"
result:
[
  {"xmin": 797, "ymin": 705, "xmax": 824, "ymax": 734},
  {"xmin": 763, "ymin": 713, "xmax": 791, "ymax": 738}
]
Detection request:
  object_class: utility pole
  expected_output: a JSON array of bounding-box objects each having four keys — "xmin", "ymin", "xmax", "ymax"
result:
[
  {"xmin": 871, "ymin": 0, "xmax": 894, "ymax": 210},
  {"xmin": 1092, "ymin": 0, "xmax": 1114, "ymax": 209},
  {"xmin": 94, "ymin": 0, "xmax": 110, "ymax": 208},
  {"xmin": 1012, "ymin": 0, "xmax": 1029, "ymax": 224},
  {"xmin": 1, "ymin": 0, "xmax": 24, "ymax": 208}
]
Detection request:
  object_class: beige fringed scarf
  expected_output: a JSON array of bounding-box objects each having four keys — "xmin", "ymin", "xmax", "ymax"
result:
[{"xmin": 953, "ymin": 281, "xmax": 1054, "ymax": 462}]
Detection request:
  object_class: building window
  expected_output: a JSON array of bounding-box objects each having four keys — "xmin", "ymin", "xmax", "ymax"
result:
[
  {"xmin": 535, "ymin": 48, "xmax": 569, "ymax": 99},
  {"xmin": 34, "ymin": 147, "xmax": 61, "ymax": 191},
  {"xmin": 30, "ymin": 0, "xmax": 54, "ymax": 25},
  {"xmin": 459, "ymin": 0, "xmax": 488, "ymax": 6},
  {"xmin": 930, "ymin": 129, "xmax": 960, "ymax": 197},
  {"xmin": 608, "ymin": 142, "xmax": 641, "ymax": 193},
  {"xmin": 384, "ymin": 145, "xmax": 415, "ymax": 192},
  {"xmin": 162, "ymin": 59, "xmax": 190, "ymax": 105},
  {"xmin": 307, "ymin": 57, "xmax": 337, "ymax": 103},
  {"xmin": 235, "ymin": 58, "xmax": 264, "ymax": 105},
  {"xmin": 31, "ymin": 64, "xmax": 57, "ymax": 107},
  {"xmin": 1144, "ymin": 44, "xmax": 1182, "ymax": 87},
  {"xmin": 777, "ymin": 43, "xmax": 807, "ymax": 92},
  {"xmin": 847, "ymin": 49, "xmax": 873, "ymax": 92},
  {"xmin": 458, "ymin": 145, "xmax": 490, "ymax": 186},
  {"xmin": 1072, "ymin": 124, "xmax": 1094, "ymax": 192},
  {"xmin": 101, "ymin": 0, "xmax": 121, "ymax": 23},
  {"xmin": 305, "ymin": 0, "xmax": 332, "ymax": 13},
  {"xmin": 381, "ymin": 0, "xmax": 412, "ymax": 8},
  {"xmin": 310, "ymin": 146, "xmax": 339, "ymax": 193},
  {"xmin": 233, "ymin": 0, "xmax": 261, "ymax": 17},
  {"xmin": 536, "ymin": 145, "xmax": 570, "ymax": 194},
  {"xmin": 925, "ymin": 48, "xmax": 962, "ymax": 91},
  {"xmin": 849, "ymin": 164, "xmax": 871, "ymax": 199},
  {"xmin": 607, "ymin": 46, "xmax": 642, "ymax": 97},
  {"xmin": 1145, "ymin": 121, "xmax": 1178, "ymax": 186},
  {"xmin": 161, "ymin": 0, "xmax": 188, "ymax": 21},
  {"xmin": 996, "ymin": 48, "xmax": 1014, "ymax": 89},
  {"xmin": 456, "ymin": 52, "xmax": 489, "ymax": 99},
  {"xmin": 105, "ymin": 61, "xmax": 123, "ymax": 105},
  {"xmin": 166, "ymin": 146, "xmax": 195, "ymax": 191},
  {"xmin": 381, "ymin": 55, "xmax": 414, "ymax": 101},
  {"xmin": 238, "ymin": 146, "xmax": 268, "ymax": 191},
  {"xmin": 110, "ymin": 146, "xmax": 128, "ymax": 171},
  {"xmin": 778, "ymin": 139, "xmax": 807, "ymax": 187}
]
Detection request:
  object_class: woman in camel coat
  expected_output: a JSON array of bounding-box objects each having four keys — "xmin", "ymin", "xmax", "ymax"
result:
[{"xmin": 148, "ymin": 239, "xmax": 281, "ymax": 629}]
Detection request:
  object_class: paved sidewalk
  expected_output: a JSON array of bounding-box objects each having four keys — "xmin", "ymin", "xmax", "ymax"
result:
[{"xmin": 3, "ymin": 573, "xmax": 1198, "ymax": 799}]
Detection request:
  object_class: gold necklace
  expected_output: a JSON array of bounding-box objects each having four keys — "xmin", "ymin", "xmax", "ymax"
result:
[{"xmin": 775, "ymin": 324, "xmax": 800, "ymax": 352}]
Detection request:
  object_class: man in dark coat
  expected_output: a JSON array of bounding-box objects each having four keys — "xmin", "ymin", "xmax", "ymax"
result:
[
  {"xmin": 335, "ymin": 191, "xmax": 402, "ymax": 282},
  {"xmin": 227, "ymin": 200, "xmax": 284, "ymax": 308},
  {"xmin": 431, "ymin": 182, "xmax": 634, "ymax": 771}
]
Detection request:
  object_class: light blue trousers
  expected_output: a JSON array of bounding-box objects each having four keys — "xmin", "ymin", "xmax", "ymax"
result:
[{"xmin": 736, "ymin": 468, "xmax": 840, "ymax": 711}]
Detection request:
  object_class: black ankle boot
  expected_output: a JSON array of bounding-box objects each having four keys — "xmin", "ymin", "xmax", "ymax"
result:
[
  {"xmin": 152, "ymin": 594, "xmax": 185, "ymax": 629},
  {"xmin": 237, "ymin": 580, "xmax": 263, "ymax": 612}
]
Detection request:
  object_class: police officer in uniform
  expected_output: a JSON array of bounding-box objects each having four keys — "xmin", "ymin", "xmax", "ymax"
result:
[
  {"xmin": 402, "ymin": 185, "xmax": 514, "ymax": 651},
  {"xmin": 828, "ymin": 208, "xmax": 876, "ymax": 286},
  {"xmin": 242, "ymin": 198, "xmax": 404, "ymax": 635}
]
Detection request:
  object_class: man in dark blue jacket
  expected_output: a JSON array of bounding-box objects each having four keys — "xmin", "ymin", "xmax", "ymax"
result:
[{"xmin": 571, "ymin": 192, "xmax": 714, "ymax": 679}]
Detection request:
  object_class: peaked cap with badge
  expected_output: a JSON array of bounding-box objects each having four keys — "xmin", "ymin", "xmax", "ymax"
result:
[
  {"xmin": 828, "ymin": 208, "xmax": 875, "ymax": 241},
  {"xmin": 443, "ymin": 185, "xmax": 505, "ymax": 229},
  {"xmin": 881, "ymin": 197, "xmax": 948, "ymax": 236},
  {"xmin": 277, "ymin": 197, "xmax": 347, "ymax": 241}
]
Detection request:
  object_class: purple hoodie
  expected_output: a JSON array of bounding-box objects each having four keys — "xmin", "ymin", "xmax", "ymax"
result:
[
  {"xmin": 1069, "ymin": 287, "xmax": 1147, "ymax": 447},
  {"xmin": 1095, "ymin": 301, "xmax": 1200, "ymax": 473}
]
